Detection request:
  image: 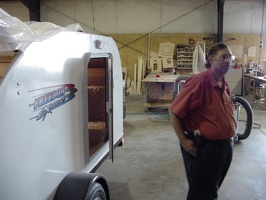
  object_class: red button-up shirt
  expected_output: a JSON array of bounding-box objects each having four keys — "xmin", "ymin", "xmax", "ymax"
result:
[{"xmin": 170, "ymin": 69, "xmax": 236, "ymax": 140}]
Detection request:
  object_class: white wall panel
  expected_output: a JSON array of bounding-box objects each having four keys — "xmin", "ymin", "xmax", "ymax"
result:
[
  {"xmin": 91, "ymin": 0, "xmax": 117, "ymax": 33},
  {"xmin": 159, "ymin": 0, "xmax": 216, "ymax": 33},
  {"xmin": 224, "ymin": 0, "xmax": 265, "ymax": 34},
  {"xmin": 0, "ymin": 0, "xmax": 265, "ymax": 34},
  {"xmin": 39, "ymin": 0, "xmax": 218, "ymax": 34},
  {"xmin": 116, "ymin": 0, "xmax": 161, "ymax": 33}
]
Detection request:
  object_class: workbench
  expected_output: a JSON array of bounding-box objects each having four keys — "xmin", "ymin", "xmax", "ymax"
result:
[
  {"xmin": 244, "ymin": 74, "xmax": 266, "ymax": 107},
  {"xmin": 142, "ymin": 73, "xmax": 179, "ymax": 110}
]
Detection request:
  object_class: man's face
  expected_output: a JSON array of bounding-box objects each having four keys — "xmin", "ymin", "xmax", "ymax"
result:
[{"xmin": 209, "ymin": 48, "xmax": 232, "ymax": 76}]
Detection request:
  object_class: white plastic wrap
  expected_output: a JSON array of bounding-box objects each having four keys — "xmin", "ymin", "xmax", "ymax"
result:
[{"xmin": 0, "ymin": 8, "xmax": 83, "ymax": 52}]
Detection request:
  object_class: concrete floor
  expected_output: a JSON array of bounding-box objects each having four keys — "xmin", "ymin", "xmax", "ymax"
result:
[{"xmin": 97, "ymin": 94, "xmax": 266, "ymax": 200}]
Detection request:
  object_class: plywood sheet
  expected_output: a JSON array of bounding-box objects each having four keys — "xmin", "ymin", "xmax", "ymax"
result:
[{"xmin": 248, "ymin": 46, "xmax": 256, "ymax": 57}]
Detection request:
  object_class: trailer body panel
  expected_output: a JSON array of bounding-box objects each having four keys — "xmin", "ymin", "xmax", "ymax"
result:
[{"xmin": 0, "ymin": 14, "xmax": 123, "ymax": 200}]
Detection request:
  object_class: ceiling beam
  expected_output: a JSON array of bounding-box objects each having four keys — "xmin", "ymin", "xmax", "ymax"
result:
[{"xmin": 217, "ymin": 0, "xmax": 225, "ymax": 43}]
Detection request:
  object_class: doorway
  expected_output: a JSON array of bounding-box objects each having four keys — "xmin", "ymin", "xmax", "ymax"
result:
[{"xmin": 87, "ymin": 58, "xmax": 109, "ymax": 156}]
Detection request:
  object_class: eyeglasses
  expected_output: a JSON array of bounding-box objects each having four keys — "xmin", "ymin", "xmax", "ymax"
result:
[{"xmin": 216, "ymin": 54, "xmax": 234, "ymax": 62}]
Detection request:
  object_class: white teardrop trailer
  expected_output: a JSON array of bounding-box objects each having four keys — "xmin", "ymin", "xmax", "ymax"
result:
[{"xmin": 0, "ymin": 9, "xmax": 124, "ymax": 200}]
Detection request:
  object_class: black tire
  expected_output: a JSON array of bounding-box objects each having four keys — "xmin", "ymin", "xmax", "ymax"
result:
[
  {"xmin": 235, "ymin": 96, "xmax": 253, "ymax": 140},
  {"xmin": 54, "ymin": 173, "xmax": 109, "ymax": 200},
  {"xmin": 85, "ymin": 182, "xmax": 106, "ymax": 200}
]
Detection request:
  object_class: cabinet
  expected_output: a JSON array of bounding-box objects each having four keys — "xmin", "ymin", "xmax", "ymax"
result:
[
  {"xmin": 176, "ymin": 45, "xmax": 194, "ymax": 69},
  {"xmin": 142, "ymin": 73, "xmax": 179, "ymax": 110},
  {"xmin": 225, "ymin": 68, "xmax": 243, "ymax": 96}
]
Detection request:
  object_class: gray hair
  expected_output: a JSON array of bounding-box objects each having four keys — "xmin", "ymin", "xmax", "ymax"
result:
[{"xmin": 205, "ymin": 43, "xmax": 231, "ymax": 69}]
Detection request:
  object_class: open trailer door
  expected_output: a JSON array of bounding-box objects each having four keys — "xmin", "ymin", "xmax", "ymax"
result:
[{"xmin": 87, "ymin": 55, "xmax": 114, "ymax": 161}]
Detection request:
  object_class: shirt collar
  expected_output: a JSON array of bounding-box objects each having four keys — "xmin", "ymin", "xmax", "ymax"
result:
[{"xmin": 206, "ymin": 69, "xmax": 226, "ymax": 89}]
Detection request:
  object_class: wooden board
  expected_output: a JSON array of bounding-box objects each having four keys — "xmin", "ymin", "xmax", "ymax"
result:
[
  {"xmin": 136, "ymin": 57, "xmax": 143, "ymax": 93},
  {"xmin": 133, "ymin": 64, "xmax": 137, "ymax": 92}
]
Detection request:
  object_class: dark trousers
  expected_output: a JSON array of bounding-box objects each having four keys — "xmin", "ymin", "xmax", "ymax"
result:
[{"xmin": 180, "ymin": 137, "xmax": 233, "ymax": 200}]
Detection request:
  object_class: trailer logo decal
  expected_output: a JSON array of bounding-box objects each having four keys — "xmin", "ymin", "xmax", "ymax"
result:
[{"xmin": 29, "ymin": 84, "xmax": 77, "ymax": 121}]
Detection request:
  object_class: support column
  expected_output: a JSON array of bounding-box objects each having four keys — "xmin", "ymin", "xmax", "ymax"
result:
[{"xmin": 20, "ymin": 0, "xmax": 40, "ymax": 21}]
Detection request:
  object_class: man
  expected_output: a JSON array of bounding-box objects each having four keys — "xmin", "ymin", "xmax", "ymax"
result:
[{"xmin": 169, "ymin": 43, "xmax": 237, "ymax": 200}]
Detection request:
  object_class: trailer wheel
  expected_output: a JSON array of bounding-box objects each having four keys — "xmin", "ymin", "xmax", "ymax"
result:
[
  {"xmin": 85, "ymin": 182, "xmax": 106, "ymax": 200},
  {"xmin": 235, "ymin": 96, "xmax": 253, "ymax": 140},
  {"xmin": 54, "ymin": 173, "xmax": 109, "ymax": 200}
]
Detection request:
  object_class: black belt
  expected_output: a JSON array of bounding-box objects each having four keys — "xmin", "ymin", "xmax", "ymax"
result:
[
  {"xmin": 185, "ymin": 131, "xmax": 230, "ymax": 146},
  {"xmin": 203, "ymin": 137, "xmax": 230, "ymax": 144}
]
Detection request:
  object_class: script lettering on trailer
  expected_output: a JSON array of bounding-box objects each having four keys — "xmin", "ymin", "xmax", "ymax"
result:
[{"xmin": 29, "ymin": 84, "xmax": 77, "ymax": 121}]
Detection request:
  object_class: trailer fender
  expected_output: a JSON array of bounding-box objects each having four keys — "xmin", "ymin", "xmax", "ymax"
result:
[{"xmin": 53, "ymin": 172, "xmax": 110, "ymax": 200}]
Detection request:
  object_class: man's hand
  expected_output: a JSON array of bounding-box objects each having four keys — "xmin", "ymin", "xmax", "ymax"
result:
[
  {"xmin": 169, "ymin": 111, "xmax": 197, "ymax": 156},
  {"xmin": 181, "ymin": 138, "xmax": 197, "ymax": 157}
]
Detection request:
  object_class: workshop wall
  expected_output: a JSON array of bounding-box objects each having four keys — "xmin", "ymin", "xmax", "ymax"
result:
[
  {"xmin": 110, "ymin": 33, "xmax": 266, "ymax": 80},
  {"xmin": 1, "ymin": 0, "xmax": 265, "ymax": 80},
  {"xmin": 1, "ymin": 1, "xmax": 264, "ymax": 34},
  {"xmin": 38, "ymin": 0, "xmax": 266, "ymax": 35}
]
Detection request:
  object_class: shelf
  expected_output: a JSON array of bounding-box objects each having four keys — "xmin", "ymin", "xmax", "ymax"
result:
[
  {"xmin": 177, "ymin": 62, "xmax": 193, "ymax": 64},
  {"xmin": 175, "ymin": 67, "xmax": 192, "ymax": 69},
  {"xmin": 176, "ymin": 45, "xmax": 194, "ymax": 69}
]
